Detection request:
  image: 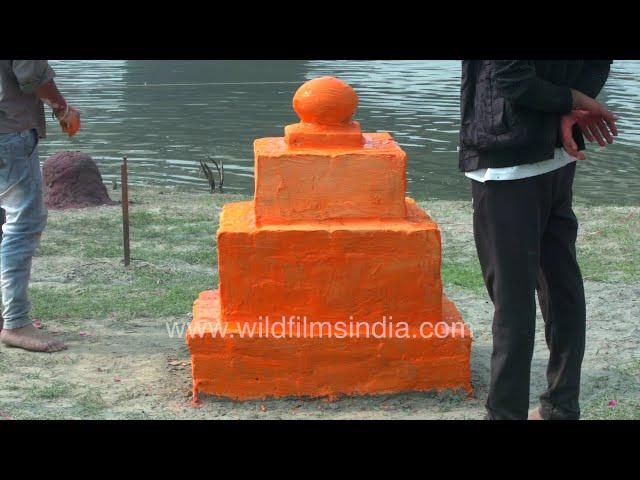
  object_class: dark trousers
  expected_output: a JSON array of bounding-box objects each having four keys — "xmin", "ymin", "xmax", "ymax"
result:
[{"xmin": 471, "ymin": 162, "xmax": 586, "ymax": 420}]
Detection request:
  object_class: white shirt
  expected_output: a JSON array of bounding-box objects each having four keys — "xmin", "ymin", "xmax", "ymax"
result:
[{"xmin": 465, "ymin": 148, "xmax": 577, "ymax": 182}]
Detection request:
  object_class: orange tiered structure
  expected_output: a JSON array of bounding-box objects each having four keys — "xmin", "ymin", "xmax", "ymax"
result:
[{"xmin": 187, "ymin": 77, "xmax": 472, "ymax": 401}]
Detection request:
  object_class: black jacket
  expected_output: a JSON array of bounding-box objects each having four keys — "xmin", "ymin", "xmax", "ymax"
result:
[{"xmin": 458, "ymin": 60, "xmax": 612, "ymax": 171}]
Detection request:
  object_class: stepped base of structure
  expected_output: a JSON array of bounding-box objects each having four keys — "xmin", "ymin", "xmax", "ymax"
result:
[{"xmin": 187, "ymin": 290, "xmax": 472, "ymax": 401}]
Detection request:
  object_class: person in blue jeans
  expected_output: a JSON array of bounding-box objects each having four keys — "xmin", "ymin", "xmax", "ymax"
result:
[{"xmin": 0, "ymin": 60, "xmax": 80, "ymax": 352}]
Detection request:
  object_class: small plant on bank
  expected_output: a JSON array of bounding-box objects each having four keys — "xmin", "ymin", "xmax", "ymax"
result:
[{"xmin": 198, "ymin": 156, "xmax": 224, "ymax": 193}]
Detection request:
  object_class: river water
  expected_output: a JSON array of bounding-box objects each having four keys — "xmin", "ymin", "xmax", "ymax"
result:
[{"xmin": 41, "ymin": 60, "xmax": 640, "ymax": 204}]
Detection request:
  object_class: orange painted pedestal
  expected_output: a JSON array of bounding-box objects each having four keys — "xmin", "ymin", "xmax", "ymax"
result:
[{"xmin": 187, "ymin": 77, "xmax": 472, "ymax": 401}]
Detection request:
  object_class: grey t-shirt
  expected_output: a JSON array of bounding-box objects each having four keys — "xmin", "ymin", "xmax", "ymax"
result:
[{"xmin": 0, "ymin": 60, "xmax": 56, "ymax": 138}]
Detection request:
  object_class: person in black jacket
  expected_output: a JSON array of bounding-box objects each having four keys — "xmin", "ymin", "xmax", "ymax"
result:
[{"xmin": 459, "ymin": 60, "xmax": 617, "ymax": 420}]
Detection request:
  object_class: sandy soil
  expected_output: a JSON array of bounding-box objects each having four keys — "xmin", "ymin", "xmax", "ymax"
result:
[{"xmin": 0, "ymin": 193, "xmax": 637, "ymax": 420}]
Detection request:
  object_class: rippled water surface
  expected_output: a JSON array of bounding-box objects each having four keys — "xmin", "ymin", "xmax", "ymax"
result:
[{"xmin": 42, "ymin": 60, "xmax": 640, "ymax": 204}]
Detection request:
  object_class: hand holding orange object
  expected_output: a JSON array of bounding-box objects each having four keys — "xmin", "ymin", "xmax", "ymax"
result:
[{"xmin": 56, "ymin": 105, "xmax": 81, "ymax": 138}]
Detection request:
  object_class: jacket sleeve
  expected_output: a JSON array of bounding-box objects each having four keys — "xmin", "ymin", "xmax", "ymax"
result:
[
  {"xmin": 492, "ymin": 60, "xmax": 574, "ymax": 114},
  {"xmin": 572, "ymin": 60, "xmax": 612, "ymax": 99},
  {"xmin": 11, "ymin": 60, "xmax": 56, "ymax": 94}
]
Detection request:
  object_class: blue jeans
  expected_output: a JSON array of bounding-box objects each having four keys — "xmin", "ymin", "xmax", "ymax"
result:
[{"xmin": 0, "ymin": 129, "xmax": 48, "ymax": 330}]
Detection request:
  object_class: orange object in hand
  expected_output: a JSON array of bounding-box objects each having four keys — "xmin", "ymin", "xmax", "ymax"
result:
[{"xmin": 58, "ymin": 106, "xmax": 81, "ymax": 138}]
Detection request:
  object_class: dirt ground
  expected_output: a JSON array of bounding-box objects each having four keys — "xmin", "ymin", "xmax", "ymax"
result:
[{"xmin": 0, "ymin": 188, "xmax": 637, "ymax": 419}]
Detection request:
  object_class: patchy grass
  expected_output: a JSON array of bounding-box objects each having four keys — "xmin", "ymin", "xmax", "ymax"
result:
[
  {"xmin": 75, "ymin": 389, "xmax": 107, "ymax": 416},
  {"xmin": 29, "ymin": 190, "xmax": 639, "ymax": 325},
  {"xmin": 581, "ymin": 359, "xmax": 640, "ymax": 420},
  {"xmin": 31, "ymin": 269, "xmax": 216, "ymax": 321},
  {"xmin": 582, "ymin": 396, "xmax": 640, "ymax": 420},
  {"xmin": 575, "ymin": 205, "xmax": 640, "ymax": 283},
  {"xmin": 441, "ymin": 261, "xmax": 486, "ymax": 293},
  {"xmin": 30, "ymin": 188, "xmax": 236, "ymax": 321},
  {"xmin": 0, "ymin": 186, "xmax": 635, "ymax": 420},
  {"xmin": 28, "ymin": 380, "xmax": 72, "ymax": 400},
  {"xmin": 431, "ymin": 201, "xmax": 640, "ymax": 289}
]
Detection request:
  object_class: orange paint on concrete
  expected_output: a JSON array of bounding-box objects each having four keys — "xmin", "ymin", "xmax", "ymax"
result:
[
  {"xmin": 292, "ymin": 76, "xmax": 359, "ymax": 126},
  {"xmin": 187, "ymin": 76, "xmax": 472, "ymax": 401},
  {"xmin": 284, "ymin": 121, "xmax": 364, "ymax": 148},
  {"xmin": 187, "ymin": 290, "xmax": 472, "ymax": 400},
  {"xmin": 255, "ymin": 133, "xmax": 407, "ymax": 224},
  {"xmin": 219, "ymin": 199, "xmax": 442, "ymax": 325},
  {"xmin": 285, "ymin": 76, "xmax": 363, "ymax": 148}
]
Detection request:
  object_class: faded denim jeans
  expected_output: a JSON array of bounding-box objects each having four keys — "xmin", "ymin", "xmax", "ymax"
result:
[{"xmin": 0, "ymin": 129, "xmax": 47, "ymax": 329}]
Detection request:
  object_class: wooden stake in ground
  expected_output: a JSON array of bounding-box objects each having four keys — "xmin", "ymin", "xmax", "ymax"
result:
[{"xmin": 121, "ymin": 156, "xmax": 130, "ymax": 267}]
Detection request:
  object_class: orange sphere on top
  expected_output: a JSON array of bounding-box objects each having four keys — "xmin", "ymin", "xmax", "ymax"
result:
[{"xmin": 293, "ymin": 76, "xmax": 358, "ymax": 126}]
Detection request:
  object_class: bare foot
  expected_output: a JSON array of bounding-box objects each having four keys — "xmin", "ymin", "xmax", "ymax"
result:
[
  {"xmin": 528, "ymin": 407, "xmax": 545, "ymax": 420},
  {"xmin": 0, "ymin": 324, "xmax": 67, "ymax": 352}
]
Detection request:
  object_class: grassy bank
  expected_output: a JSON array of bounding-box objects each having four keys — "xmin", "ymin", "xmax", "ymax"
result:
[{"xmin": 0, "ymin": 186, "xmax": 637, "ymax": 419}]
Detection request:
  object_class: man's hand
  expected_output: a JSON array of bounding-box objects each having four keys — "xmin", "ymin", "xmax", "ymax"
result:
[
  {"xmin": 55, "ymin": 106, "xmax": 81, "ymax": 138},
  {"xmin": 35, "ymin": 79, "xmax": 81, "ymax": 138},
  {"xmin": 570, "ymin": 89, "xmax": 618, "ymax": 140},
  {"xmin": 560, "ymin": 111, "xmax": 588, "ymax": 160},
  {"xmin": 562, "ymin": 91, "xmax": 619, "ymax": 160},
  {"xmin": 561, "ymin": 109, "xmax": 619, "ymax": 160}
]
